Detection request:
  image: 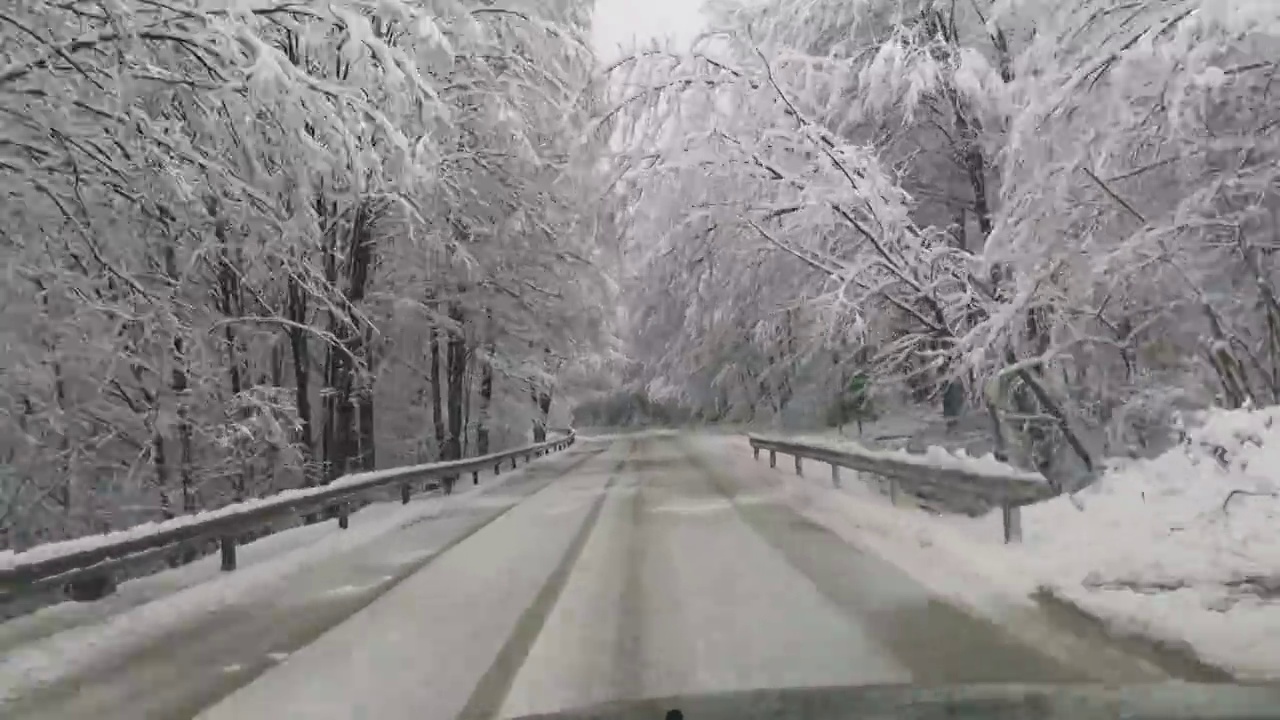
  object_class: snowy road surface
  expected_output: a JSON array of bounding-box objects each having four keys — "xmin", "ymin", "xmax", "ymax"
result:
[{"xmin": 4, "ymin": 435, "xmax": 1174, "ymax": 720}]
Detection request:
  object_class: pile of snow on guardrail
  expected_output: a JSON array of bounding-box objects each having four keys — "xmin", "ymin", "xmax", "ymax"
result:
[
  {"xmin": 0, "ymin": 457, "xmax": 460, "ymax": 571},
  {"xmin": 787, "ymin": 434, "xmax": 1048, "ymax": 485}
]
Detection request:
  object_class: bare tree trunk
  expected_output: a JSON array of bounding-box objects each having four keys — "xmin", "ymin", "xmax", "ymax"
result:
[
  {"xmin": 287, "ymin": 275, "xmax": 315, "ymax": 486},
  {"xmin": 322, "ymin": 201, "xmax": 377, "ymax": 485},
  {"xmin": 462, "ymin": 357, "xmax": 472, "ymax": 457},
  {"xmin": 321, "ymin": 227, "xmax": 341, "ymax": 486},
  {"xmin": 52, "ymin": 360, "xmax": 71, "ymax": 517},
  {"xmin": 357, "ymin": 323, "xmax": 377, "ymax": 472},
  {"xmin": 443, "ymin": 302, "xmax": 467, "ymax": 493},
  {"xmin": 777, "ymin": 311, "xmax": 796, "ymax": 413},
  {"xmin": 531, "ymin": 347, "xmax": 553, "ymax": 444},
  {"xmin": 30, "ymin": 280, "xmax": 76, "ymax": 527},
  {"xmin": 1012, "ymin": 362, "xmax": 1095, "ymax": 477},
  {"xmin": 531, "ymin": 387, "xmax": 544, "ymax": 442},
  {"xmin": 152, "ymin": 425, "xmax": 171, "ymax": 519},
  {"xmin": 172, "ymin": 340, "xmax": 195, "ymax": 515},
  {"xmin": 173, "ymin": 342, "xmax": 199, "ymax": 564},
  {"xmin": 152, "ymin": 235, "xmax": 200, "ymax": 530},
  {"xmin": 430, "ymin": 327, "xmax": 446, "ymax": 458},
  {"xmin": 210, "ymin": 197, "xmax": 251, "ymax": 501},
  {"xmin": 265, "ymin": 339, "xmax": 285, "ymax": 495},
  {"xmin": 476, "ymin": 326, "xmax": 494, "ymax": 456},
  {"xmin": 223, "ymin": 329, "xmax": 248, "ymax": 503},
  {"xmin": 531, "ymin": 385, "xmax": 553, "ymax": 443}
]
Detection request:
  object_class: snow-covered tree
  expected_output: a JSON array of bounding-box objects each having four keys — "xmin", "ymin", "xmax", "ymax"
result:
[
  {"xmin": 0, "ymin": 0, "xmax": 615, "ymax": 549},
  {"xmin": 611, "ymin": 0, "xmax": 1280, "ymax": 478}
]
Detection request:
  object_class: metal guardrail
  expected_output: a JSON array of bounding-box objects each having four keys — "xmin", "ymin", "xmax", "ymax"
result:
[
  {"xmin": 748, "ymin": 435, "xmax": 1056, "ymax": 543},
  {"xmin": 0, "ymin": 430, "xmax": 576, "ymax": 601}
]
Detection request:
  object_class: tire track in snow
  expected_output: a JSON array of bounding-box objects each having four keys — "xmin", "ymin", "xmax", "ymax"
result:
[
  {"xmin": 0, "ymin": 445, "xmax": 608, "ymax": 720},
  {"xmin": 456, "ymin": 448, "xmax": 630, "ymax": 720},
  {"xmin": 677, "ymin": 438, "xmax": 1085, "ymax": 685},
  {"xmin": 612, "ymin": 446, "xmax": 648, "ymax": 703}
]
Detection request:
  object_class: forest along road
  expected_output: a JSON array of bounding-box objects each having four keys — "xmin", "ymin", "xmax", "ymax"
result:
[
  {"xmin": 188, "ymin": 433, "xmax": 1181, "ymax": 720},
  {"xmin": 0, "ymin": 444, "xmax": 609, "ymax": 720}
]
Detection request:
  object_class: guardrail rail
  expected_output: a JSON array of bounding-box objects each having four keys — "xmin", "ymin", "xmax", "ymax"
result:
[
  {"xmin": 0, "ymin": 430, "xmax": 576, "ymax": 602},
  {"xmin": 748, "ymin": 435, "xmax": 1056, "ymax": 543}
]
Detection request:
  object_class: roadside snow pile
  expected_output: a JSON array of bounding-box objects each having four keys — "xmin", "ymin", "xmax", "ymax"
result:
[
  {"xmin": 1010, "ymin": 405, "xmax": 1280, "ymax": 677},
  {"xmin": 746, "ymin": 406, "xmax": 1280, "ymax": 677},
  {"xmin": 0, "ymin": 488, "xmax": 344, "ymax": 571},
  {"xmin": 0, "ymin": 437, "xmax": 568, "ymax": 572},
  {"xmin": 1022, "ymin": 404, "xmax": 1280, "ymax": 597},
  {"xmin": 0, "ymin": 462, "xmax": 534, "ymax": 702}
]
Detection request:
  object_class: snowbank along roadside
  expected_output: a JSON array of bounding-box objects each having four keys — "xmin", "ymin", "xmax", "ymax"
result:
[
  {"xmin": 0, "ymin": 459, "xmax": 539, "ymax": 702},
  {"xmin": 721, "ymin": 406, "xmax": 1280, "ymax": 679}
]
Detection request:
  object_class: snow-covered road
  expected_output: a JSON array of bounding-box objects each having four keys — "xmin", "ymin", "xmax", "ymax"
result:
[
  {"xmin": 0, "ymin": 444, "xmax": 608, "ymax": 720},
  {"xmin": 3, "ymin": 435, "xmax": 1179, "ymax": 719}
]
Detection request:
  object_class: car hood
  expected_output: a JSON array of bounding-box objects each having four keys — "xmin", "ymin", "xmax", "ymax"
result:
[{"xmin": 508, "ymin": 683, "xmax": 1280, "ymax": 720}]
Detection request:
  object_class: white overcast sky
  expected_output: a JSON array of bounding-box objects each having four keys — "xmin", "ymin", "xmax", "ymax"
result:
[{"xmin": 591, "ymin": 0, "xmax": 707, "ymax": 62}]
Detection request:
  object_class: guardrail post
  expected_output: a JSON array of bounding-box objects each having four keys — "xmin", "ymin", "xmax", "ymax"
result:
[
  {"xmin": 401, "ymin": 483, "xmax": 411, "ymax": 504},
  {"xmin": 753, "ymin": 446, "xmax": 760, "ymax": 460},
  {"xmin": 338, "ymin": 503, "xmax": 350, "ymax": 530},
  {"xmin": 494, "ymin": 462, "xmax": 501, "ymax": 475},
  {"xmin": 794, "ymin": 455, "xmax": 803, "ymax": 476},
  {"xmin": 1002, "ymin": 504, "xmax": 1023, "ymax": 543},
  {"xmin": 67, "ymin": 573, "xmax": 117, "ymax": 602},
  {"xmin": 769, "ymin": 450, "xmax": 777, "ymax": 468},
  {"xmin": 830, "ymin": 464, "xmax": 840, "ymax": 488},
  {"xmin": 220, "ymin": 536, "xmax": 237, "ymax": 571},
  {"xmin": 888, "ymin": 478, "xmax": 900, "ymax": 505}
]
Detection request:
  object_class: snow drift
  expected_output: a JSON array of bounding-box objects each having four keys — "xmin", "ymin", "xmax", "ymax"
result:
[
  {"xmin": 1022, "ymin": 405, "xmax": 1280, "ymax": 600},
  {"xmin": 1010, "ymin": 405, "xmax": 1280, "ymax": 677},
  {"xmin": 753, "ymin": 406, "xmax": 1280, "ymax": 677}
]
